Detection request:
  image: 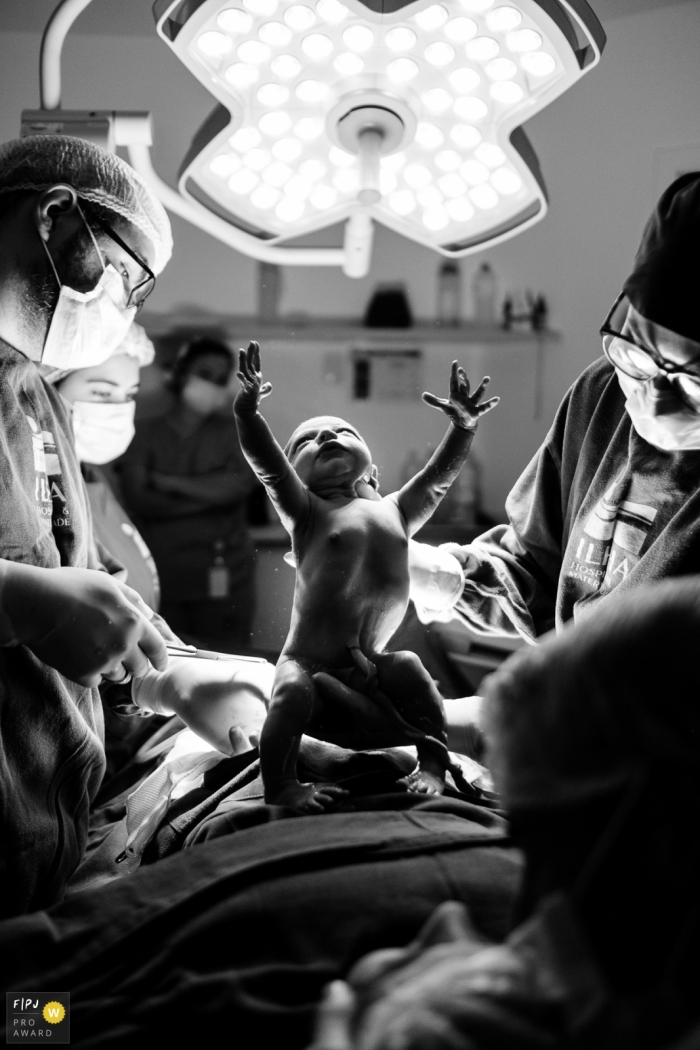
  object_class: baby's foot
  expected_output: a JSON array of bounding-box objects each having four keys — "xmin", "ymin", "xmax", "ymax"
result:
[
  {"xmin": 270, "ymin": 781, "xmax": 348, "ymax": 813},
  {"xmin": 399, "ymin": 769, "xmax": 445, "ymax": 795}
]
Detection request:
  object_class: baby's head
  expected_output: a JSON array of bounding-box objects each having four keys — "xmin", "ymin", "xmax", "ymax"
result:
[{"xmin": 285, "ymin": 415, "xmax": 377, "ymax": 491}]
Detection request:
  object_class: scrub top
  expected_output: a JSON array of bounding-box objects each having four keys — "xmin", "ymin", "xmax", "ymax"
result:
[{"xmin": 120, "ymin": 410, "xmax": 254, "ymax": 602}]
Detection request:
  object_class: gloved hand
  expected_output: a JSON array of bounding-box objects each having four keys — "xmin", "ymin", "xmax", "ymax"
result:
[
  {"xmin": 132, "ymin": 656, "xmax": 274, "ymax": 755},
  {"xmin": 409, "ymin": 540, "xmax": 465, "ymax": 624},
  {"xmin": 0, "ymin": 561, "xmax": 168, "ymax": 688}
]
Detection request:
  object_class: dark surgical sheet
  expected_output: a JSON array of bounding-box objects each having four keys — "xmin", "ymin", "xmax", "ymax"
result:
[{"xmin": 0, "ymin": 794, "xmax": 520, "ymax": 1049}]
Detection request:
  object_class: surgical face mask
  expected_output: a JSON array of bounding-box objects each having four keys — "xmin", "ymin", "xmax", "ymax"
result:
[
  {"xmin": 617, "ymin": 369, "xmax": 700, "ymax": 451},
  {"xmin": 72, "ymin": 399, "xmax": 136, "ymax": 464},
  {"xmin": 40, "ymin": 208, "xmax": 137, "ymax": 371},
  {"xmin": 181, "ymin": 375, "xmax": 233, "ymax": 416}
]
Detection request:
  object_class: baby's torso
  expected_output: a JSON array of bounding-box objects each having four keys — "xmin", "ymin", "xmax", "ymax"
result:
[{"xmin": 284, "ymin": 495, "xmax": 410, "ymax": 664}]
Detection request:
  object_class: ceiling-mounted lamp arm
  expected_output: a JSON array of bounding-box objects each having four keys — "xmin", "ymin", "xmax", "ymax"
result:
[
  {"xmin": 128, "ymin": 142, "xmax": 366, "ymax": 272},
  {"xmin": 40, "ymin": 0, "xmax": 96, "ymax": 109}
]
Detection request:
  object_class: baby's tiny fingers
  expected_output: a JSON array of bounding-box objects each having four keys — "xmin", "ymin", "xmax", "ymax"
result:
[
  {"xmin": 422, "ymin": 391, "xmax": 450, "ymax": 409},
  {"xmin": 471, "ymin": 376, "xmax": 491, "ymax": 401},
  {"xmin": 477, "ymin": 396, "xmax": 500, "ymax": 414}
]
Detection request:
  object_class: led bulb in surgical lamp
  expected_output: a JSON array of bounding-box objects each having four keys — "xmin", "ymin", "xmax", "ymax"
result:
[{"xmin": 152, "ymin": 0, "xmax": 604, "ymax": 265}]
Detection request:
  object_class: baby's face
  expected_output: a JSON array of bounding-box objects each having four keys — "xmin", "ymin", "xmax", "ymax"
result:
[{"xmin": 286, "ymin": 416, "xmax": 372, "ymax": 489}]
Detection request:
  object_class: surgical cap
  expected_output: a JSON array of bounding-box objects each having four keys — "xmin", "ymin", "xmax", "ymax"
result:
[
  {"xmin": 118, "ymin": 322, "xmax": 155, "ymax": 366},
  {"xmin": 623, "ymin": 172, "xmax": 700, "ymax": 344},
  {"xmin": 483, "ymin": 577, "xmax": 700, "ymax": 809},
  {"xmin": 0, "ymin": 135, "xmax": 172, "ymax": 274}
]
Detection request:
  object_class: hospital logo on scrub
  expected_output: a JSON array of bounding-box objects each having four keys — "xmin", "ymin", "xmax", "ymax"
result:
[
  {"xmin": 566, "ymin": 478, "xmax": 657, "ymax": 592},
  {"xmin": 5, "ymin": 994, "xmax": 70, "ymax": 1042},
  {"xmin": 25, "ymin": 415, "xmax": 52, "ymax": 520}
]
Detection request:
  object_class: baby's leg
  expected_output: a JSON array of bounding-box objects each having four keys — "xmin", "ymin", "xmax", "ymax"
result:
[
  {"xmin": 372, "ymin": 650, "xmax": 449, "ymax": 795},
  {"xmin": 262, "ymin": 657, "xmax": 348, "ymax": 813}
]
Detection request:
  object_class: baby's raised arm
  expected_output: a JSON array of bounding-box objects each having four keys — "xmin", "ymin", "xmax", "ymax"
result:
[
  {"xmin": 396, "ymin": 361, "xmax": 499, "ymax": 535},
  {"xmin": 234, "ymin": 341, "xmax": 309, "ymax": 533}
]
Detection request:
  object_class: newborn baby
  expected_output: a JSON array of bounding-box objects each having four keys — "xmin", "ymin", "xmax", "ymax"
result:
[{"xmin": 234, "ymin": 341, "xmax": 498, "ymax": 812}]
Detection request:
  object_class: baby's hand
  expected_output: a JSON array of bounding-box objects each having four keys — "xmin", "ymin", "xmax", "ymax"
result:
[
  {"xmin": 422, "ymin": 361, "xmax": 499, "ymax": 430},
  {"xmin": 235, "ymin": 340, "xmax": 272, "ymax": 412}
]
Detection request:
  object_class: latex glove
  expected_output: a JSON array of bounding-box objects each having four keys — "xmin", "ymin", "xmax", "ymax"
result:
[
  {"xmin": 0, "ymin": 562, "xmax": 168, "ymax": 688},
  {"xmin": 409, "ymin": 540, "xmax": 464, "ymax": 623},
  {"xmin": 132, "ymin": 656, "xmax": 274, "ymax": 755}
]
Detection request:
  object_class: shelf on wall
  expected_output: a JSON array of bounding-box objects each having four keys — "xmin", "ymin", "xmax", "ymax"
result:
[{"xmin": 140, "ymin": 311, "xmax": 559, "ymax": 347}]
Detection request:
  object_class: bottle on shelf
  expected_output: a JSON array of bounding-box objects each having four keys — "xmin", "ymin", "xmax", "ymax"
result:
[
  {"xmin": 472, "ymin": 262, "xmax": 496, "ymax": 326},
  {"xmin": 436, "ymin": 261, "xmax": 461, "ymax": 327}
]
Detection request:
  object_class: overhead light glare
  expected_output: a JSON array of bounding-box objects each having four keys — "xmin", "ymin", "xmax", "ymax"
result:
[
  {"xmin": 276, "ymin": 198, "xmax": 306, "ymax": 221},
  {"xmin": 415, "ymin": 123, "xmax": 444, "ymax": 149},
  {"xmin": 422, "ymin": 88, "xmax": 453, "ymax": 113},
  {"xmin": 263, "ymin": 160, "xmax": 294, "ymax": 185},
  {"xmin": 244, "ymin": 147, "xmax": 272, "ymax": 170},
  {"xmin": 417, "ymin": 187, "xmax": 443, "ymax": 208},
  {"xmin": 310, "ymin": 184, "xmax": 338, "ymax": 208},
  {"xmin": 486, "ymin": 57, "xmax": 517, "ymax": 80},
  {"xmin": 316, "ymin": 0, "xmax": 349, "ymax": 23},
  {"xmin": 385, "ymin": 27, "xmax": 417, "ymax": 51},
  {"xmin": 272, "ymin": 137, "xmax": 303, "ymax": 161},
  {"xmin": 389, "ymin": 190, "xmax": 417, "ymax": 215},
  {"xmin": 466, "ymin": 36, "xmax": 500, "ymax": 61},
  {"xmin": 453, "ymin": 96, "xmax": 488, "ymax": 120},
  {"xmin": 446, "ymin": 197, "xmax": 475, "ymax": 221},
  {"xmin": 458, "ymin": 0, "xmax": 493, "ymax": 11},
  {"xmin": 450, "ymin": 124, "xmax": 481, "ymax": 149},
  {"xmin": 521, "ymin": 51, "xmax": 557, "ymax": 76},
  {"xmin": 296, "ymin": 79, "xmax": 329, "ymax": 101},
  {"xmin": 229, "ymin": 168, "xmax": 259, "ymax": 194},
  {"xmin": 258, "ymin": 21, "xmax": 292, "ymax": 45},
  {"xmin": 460, "ymin": 158, "xmax": 489, "ymax": 184},
  {"xmin": 329, "ymin": 146, "xmax": 355, "ymax": 167},
  {"xmin": 257, "ymin": 83, "xmax": 290, "ymax": 105},
  {"xmin": 423, "ymin": 207, "xmax": 449, "ymax": 230},
  {"xmin": 299, "ymin": 158, "xmax": 327, "ymax": 179},
  {"xmin": 388, "ymin": 58, "xmax": 419, "ymax": 83},
  {"xmin": 243, "ymin": 0, "xmax": 278, "ymax": 14},
  {"xmin": 486, "ymin": 6, "xmax": 522, "ymax": 32},
  {"xmin": 425, "ymin": 42, "xmax": 455, "ymax": 66},
  {"xmin": 449, "ymin": 67, "xmax": 481, "ymax": 93},
  {"xmin": 217, "ymin": 10, "xmax": 253, "ymax": 33},
  {"xmin": 490, "ymin": 80, "xmax": 524, "ymax": 102},
  {"xmin": 470, "ymin": 183, "xmax": 499, "ymax": 208},
  {"xmin": 197, "ymin": 31, "xmax": 231, "ymax": 57},
  {"xmin": 229, "ymin": 127, "xmax": 262, "ymax": 150},
  {"xmin": 435, "ymin": 148, "xmax": 462, "ymax": 171},
  {"xmin": 270, "ymin": 54, "xmax": 301, "ymax": 78},
  {"xmin": 383, "ymin": 151, "xmax": 407, "ymax": 171},
  {"xmin": 285, "ymin": 176, "xmax": 314, "ymax": 199},
  {"xmin": 444, "ymin": 17, "xmax": 477, "ymax": 41},
  {"xmin": 404, "ymin": 163, "xmax": 433, "ymax": 189},
  {"xmin": 294, "ymin": 117, "xmax": 324, "ymax": 140},
  {"xmin": 250, "ymin": 184, "xmax": 281, "ymax": 208},
  {"xmin": 414, "ymin": 5, "xmax": 449, "ymax": 30},
  {"xmin": 259, "ymin": 111, "xmax": 293, "ymax": 135},
  {"xmin": 209, "ymin": 153, "xmax": 242, "ymax": 177},
  {"xmin": 506, "ymin": 28, "xmax": 542, "ymax": 53},
  {"xmin": 284, "ymin": 4, "xmax": 316, "ymax": 29},
  {"xmin": 334, "ymin": 52, "xmax": 364, "ymax": 74},
  {"xmin": 333, "ymin": 169, "xmax": 360, "ymax": 192},
  {"xmin": 438, "ymin": 173, "xmax": 467, "ymax": 197},
  {"xmin": 224, "ymin": 62, "xmax": 258, "ymax": 87},
  {"xmin": 474, "ymin": 142, "xmax": 505, "ymax": 166},
  {"xmin": 343, "ymin": 25, "xmax": 375, "ymax": 51},
  {"xmin": 491, "ymin": 167, "xmax": 522, "ymax": 193},
  {"xmin": 237, "ymin": 40, "xmax": 271, "ymax": 63}
]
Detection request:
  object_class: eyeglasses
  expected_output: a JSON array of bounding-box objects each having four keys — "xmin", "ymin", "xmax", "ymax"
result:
[
  {"xmin": 600, "ymin": 294, "xmax": 700, "ymax": 411},
  {"xmin": 90, "ymin": 215, "xmax": 156, "ymax": 311}
]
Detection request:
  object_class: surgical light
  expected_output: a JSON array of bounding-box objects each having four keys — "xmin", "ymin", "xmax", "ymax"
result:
[{"xmin": 145, "ymin": 0, "xmax": 604, "ymax": 275}]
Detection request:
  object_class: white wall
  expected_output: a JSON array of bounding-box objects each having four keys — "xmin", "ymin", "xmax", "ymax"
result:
[{"xmin": 2, "ymin": 1, "xmax": 700, "ymax": 506}]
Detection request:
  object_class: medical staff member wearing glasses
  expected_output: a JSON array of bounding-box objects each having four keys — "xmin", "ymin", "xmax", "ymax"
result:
[{"xmin": 412, "ymin": 171, "xmax": 700, "ymax": 650}]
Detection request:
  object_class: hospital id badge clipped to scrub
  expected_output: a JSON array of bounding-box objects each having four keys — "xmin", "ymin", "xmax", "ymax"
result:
[{"xmin": 208, "ymin": 540, "xmax": 230, "ymax": 598}]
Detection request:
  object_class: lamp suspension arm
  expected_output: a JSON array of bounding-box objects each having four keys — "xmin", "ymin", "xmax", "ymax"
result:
[
  {"xmin": 38, "ymin": 0, "xmax": 372, "ymax": 274},
  {"xmin": 40, "ymin": 0, "xmax": 96, "ymax": 109}
]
